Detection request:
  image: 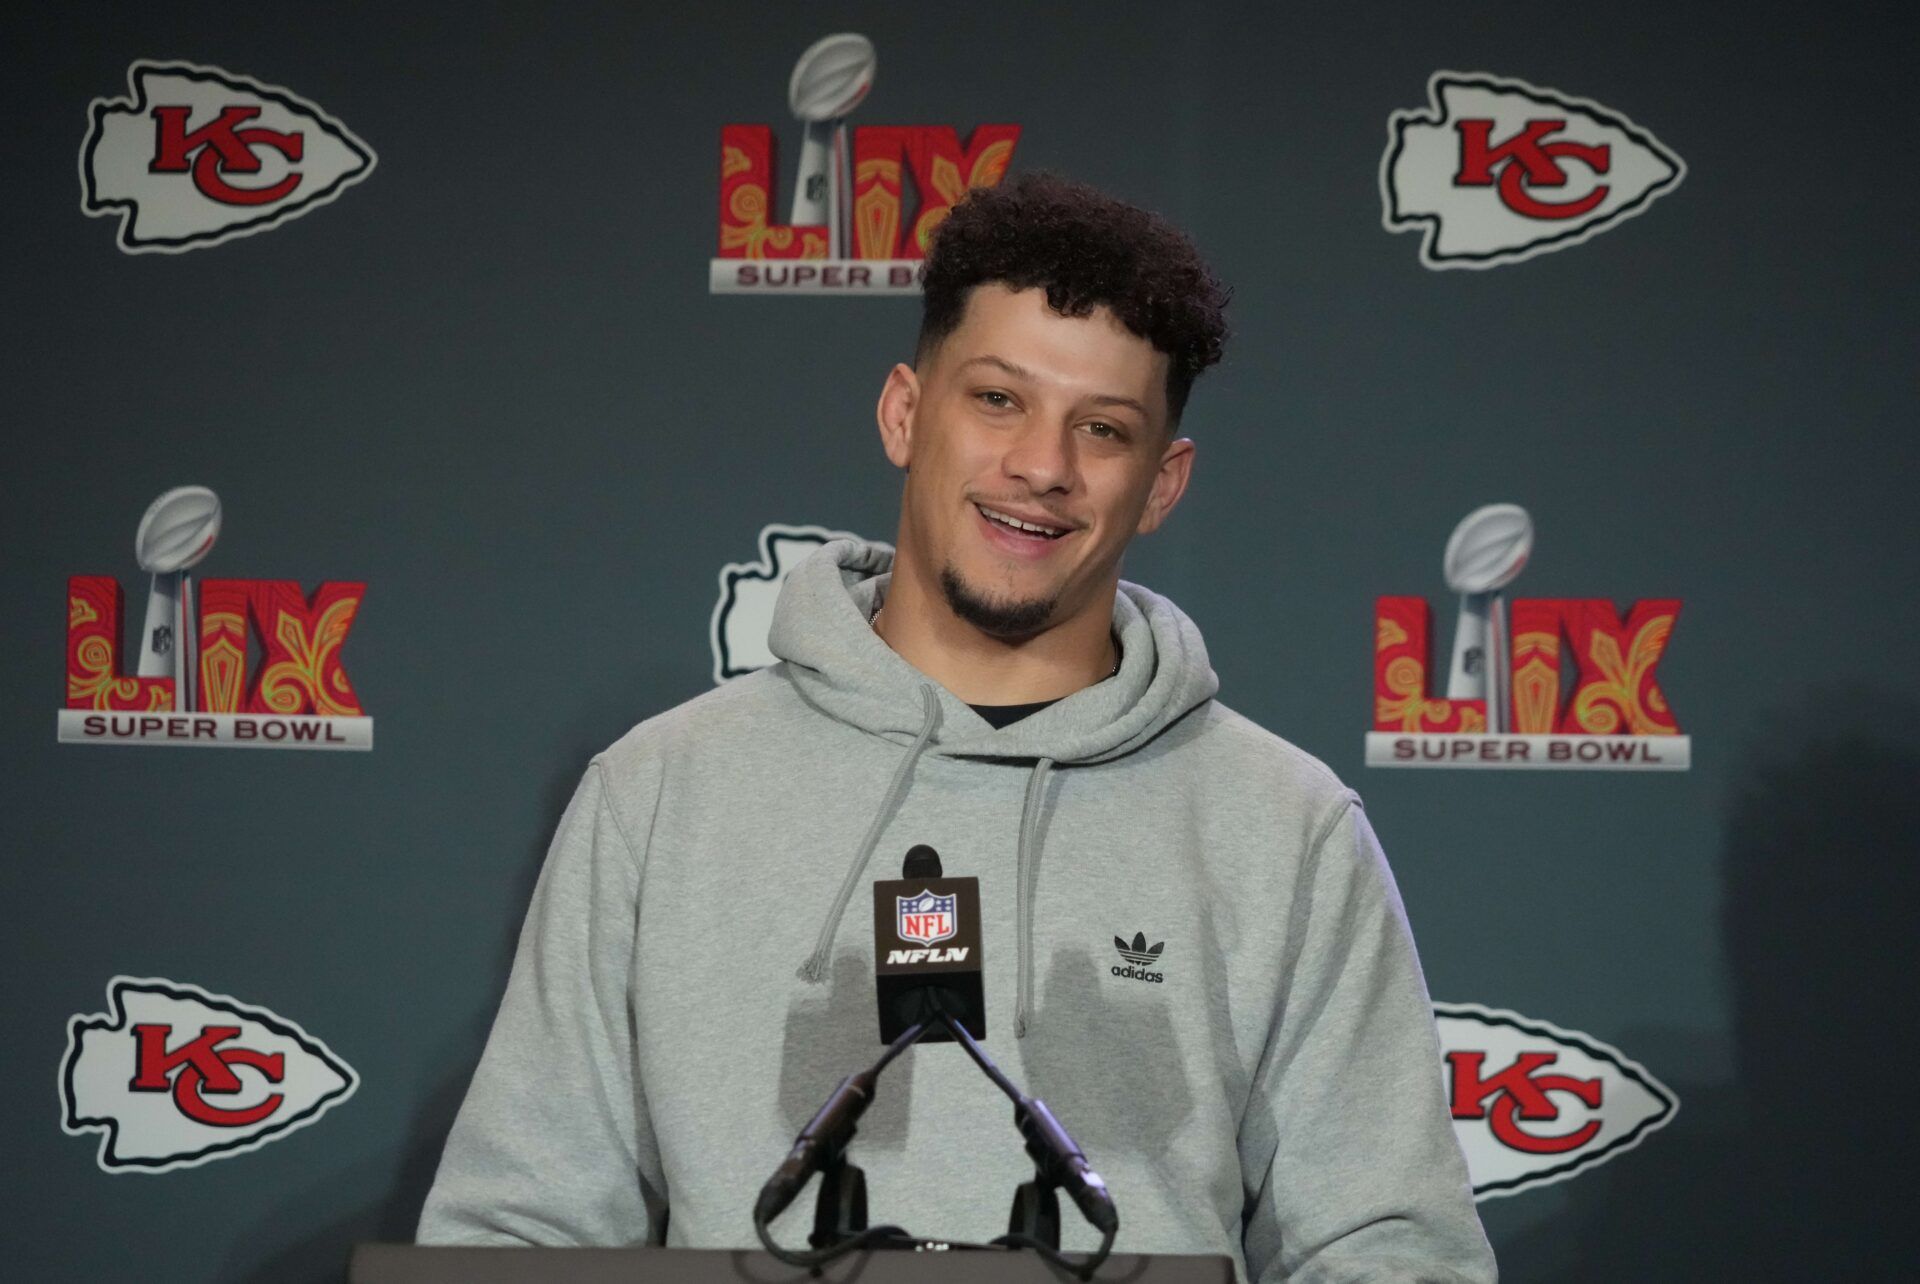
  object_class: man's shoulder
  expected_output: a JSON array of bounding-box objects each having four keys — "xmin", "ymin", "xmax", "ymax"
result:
[
  {"xmin": 595, "ymin": 666, "xmax": 800, "ymax": 772},
  {"xmin": 1180, "ymin": 698, "xmax": 1358, "ymax": 805}
]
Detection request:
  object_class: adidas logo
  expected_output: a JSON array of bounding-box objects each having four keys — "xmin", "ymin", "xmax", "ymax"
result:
[{"xmin": 1111, "ymin": 932, "xmax": 1166, "ymax": 984}]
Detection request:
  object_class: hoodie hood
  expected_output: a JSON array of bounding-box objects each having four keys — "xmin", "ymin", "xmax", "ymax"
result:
[
  {"xmin": 768, "ymin": 538, "xmax": 1219, "ymax": 764},
  {"xmin": 770, "ymin": 538, "xmax": 1222, "ymax": 1033}
]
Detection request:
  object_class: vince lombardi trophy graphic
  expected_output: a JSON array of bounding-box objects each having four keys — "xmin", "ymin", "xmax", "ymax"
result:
[
  {"xmin": 134, "ymin": 486, "xmax": 221, "ymax": 713},
  {"xmin": 787, "ymin": 33, "xmax": 876, "ymax": 259},
  {"xmin": 1443, "ymin": 504, "xmax": 1533, "ymax": 734}
]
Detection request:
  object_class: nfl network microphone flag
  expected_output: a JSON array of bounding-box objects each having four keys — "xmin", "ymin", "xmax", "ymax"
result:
[{"xmin": 872, "ymin": 871, "xmax": 985, "ymax": 1043}]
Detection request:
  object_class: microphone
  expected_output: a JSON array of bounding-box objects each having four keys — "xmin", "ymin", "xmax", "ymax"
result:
[
  {"xmin": 758, "ymin": 843, "xmax": 979, "ymax": 1227},
  {"xmin": 873, "ymin": 845, "xmax": 985, "ymax": 1043},
  {"xmin": 902, "ymin": 842, "xmax": 941, "ymax": 880},
  {"xmin": 758, "ymin": 841, "xmax": 1120, "ymax": 1267},
  {"xmin": 753, "ymin": 1068, "xmax": 876, "ymax": 1226},
  {"xmin": 1016, "ymin": 1098, "xmax": 1119, "ymax": 1235}
]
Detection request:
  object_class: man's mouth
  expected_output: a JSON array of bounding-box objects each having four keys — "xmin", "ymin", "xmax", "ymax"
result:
[{"xmin": 974, "ymin": 503, "xmax": 1073, "ymax": 541}]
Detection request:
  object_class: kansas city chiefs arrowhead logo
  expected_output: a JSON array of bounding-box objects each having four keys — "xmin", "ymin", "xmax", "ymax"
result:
[
  {"xmin": 60, "ymin": 976, "xmax": 358, "ymax": 1173},
  {"xmin": 711, "ymin": 523, "xmax": 870, "ymax": 683},
  {"xmin": 80, "ymin": 61, "xmax": 376, "ymax": 254},
  {"xmin": 1435, "ymin": 1002, "xmax": 1677, "ymax": 1199},
  {"xmin": 1382, "ymin": 72, "xmax": 1684, "ymax": 269}
]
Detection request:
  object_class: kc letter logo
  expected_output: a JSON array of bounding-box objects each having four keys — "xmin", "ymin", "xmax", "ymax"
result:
[
  {"xmin": 1382, "ymin": 72, "xmax": 1683, "ymax": 268},
  {"xmin": 711, "ymin": 524, "xmax": 867, "ymax": 682},
  {"xmin": 82, "ymin": 61, "xmax": 376, "ymax": 253},
  {"xmin": 61, "ymin": 977, "xmax": 358, "ymax": 1173},
  {"xmin": 1435, "ymin": 1003, "xmax": 1676, "ymax": 1199}
]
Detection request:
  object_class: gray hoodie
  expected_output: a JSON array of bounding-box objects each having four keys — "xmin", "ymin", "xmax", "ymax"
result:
[{"xmin": 419, "ymin": 539, "xmax": 1495, "ymax": 1282}]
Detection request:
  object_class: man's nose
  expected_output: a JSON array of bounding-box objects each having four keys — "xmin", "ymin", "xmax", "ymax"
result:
[{"xmin": 1001, "ymin": 421, "xmax": 1076, "ymax": 494}]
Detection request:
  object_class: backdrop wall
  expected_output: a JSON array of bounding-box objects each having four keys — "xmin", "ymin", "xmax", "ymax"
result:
[{"xmin": 5, "ymin": 2, "xmax": 1915, "ymax": 1279}]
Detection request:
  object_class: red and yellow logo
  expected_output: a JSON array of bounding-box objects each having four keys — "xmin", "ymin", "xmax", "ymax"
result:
[
  {"xmin": 709, "ymin": 33, "xmax": 1019, "ymax": 295},
  {"xmin": 1366, "ymin": 505, "xmax": 1687, "ymax": 770},
  {"xmin": 59, "ymin": 487, "xmax": 371, "ymax": 750}
]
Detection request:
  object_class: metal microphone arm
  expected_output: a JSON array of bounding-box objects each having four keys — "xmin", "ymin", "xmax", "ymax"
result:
[
  {"xmin": 752, "ymin": 1015, "xmax": 934, "ymax": 1268},
  {"xmin": 928, "ymin": 994, "xmax": 1121, "ymax": 1247}
]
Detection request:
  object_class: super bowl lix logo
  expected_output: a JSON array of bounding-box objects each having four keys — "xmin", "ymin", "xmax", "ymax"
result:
[
  {"xmin": 59, "ymin": 486, "xmax": 372, "ymax": 750},
  {"xmin": 1436, "ymin": 1003, "xmax": 1676, "ymax": 1200},
  {"xmin": 1367, "ymin": 505, "xmax": 1688, "ymax": 769},
  {"xmin": 81, "ymin": 60, "xmax": 375, "ymax": 253},
  {"xmin": 61, "ymin": 977, "xmax": 358, "ymax": 1173},
  {"xmin": 1382, "ymin": 71, "xmax": 1683, "ymax": 268},
  {"xmin": 711, "ymin": 33, "xmax": 1019, "ymax": 295}
]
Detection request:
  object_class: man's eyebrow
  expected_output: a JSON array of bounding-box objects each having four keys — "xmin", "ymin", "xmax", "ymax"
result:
[
  {"xmin": 957, "ymin": 354, "xmax": 1149, "ymax": 417},
  {"xmin": 1087, "ymin": 392, "xmax": 1149, "ymax": 417},
  {"xmin": 957, "ymin": 354, "xmax": 1039, "ymax": 381}
]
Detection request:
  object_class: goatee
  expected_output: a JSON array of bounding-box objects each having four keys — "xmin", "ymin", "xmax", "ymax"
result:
[{"xmin": 939, "ymin": 565, "xmax": 1056, "ymax": 638}]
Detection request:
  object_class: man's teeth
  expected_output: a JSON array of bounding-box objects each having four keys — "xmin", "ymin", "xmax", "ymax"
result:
[{"xmin": 980, "ymin": 505, "xmax": 1067, "ymax": 537}]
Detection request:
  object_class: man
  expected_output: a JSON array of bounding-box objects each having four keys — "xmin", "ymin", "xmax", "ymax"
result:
[{"xmin": 420, "ymin": 173, "xmax": 1496, "ymax": 1282}]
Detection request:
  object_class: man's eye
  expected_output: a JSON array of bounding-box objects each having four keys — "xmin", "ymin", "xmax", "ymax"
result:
[
  {"xmin": 1086, "ymin": 421, "xmax": 1124, "ymax": 440},
  {"xmin": 977, "ymin": 390, "xmax": 1012, "ymax": 408}
]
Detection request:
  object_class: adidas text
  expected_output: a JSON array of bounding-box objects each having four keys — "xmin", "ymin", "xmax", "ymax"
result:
[{"xmin": 1110, "ymin": 964, "xmax": 1165, "ymax": 984}]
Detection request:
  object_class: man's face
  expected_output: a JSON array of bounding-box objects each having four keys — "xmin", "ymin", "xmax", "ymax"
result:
[{"xmin": 879, "ymin": 284, "xmax": 1194, "ymax": 639}]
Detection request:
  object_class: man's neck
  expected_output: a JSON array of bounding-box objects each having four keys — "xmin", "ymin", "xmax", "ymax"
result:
[{"xmin": 875, "ymin": 550, "xmax": 1118, "ymax": 705}]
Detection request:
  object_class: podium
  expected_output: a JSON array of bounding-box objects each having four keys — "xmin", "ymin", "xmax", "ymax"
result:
[{"xmin": 349, "ymin": 1244, "xmax": 1235, "ymax": 1283}]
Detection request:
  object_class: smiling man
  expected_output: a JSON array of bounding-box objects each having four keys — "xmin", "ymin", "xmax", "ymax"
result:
[
  {"xmin": 420, "ymin": 174, "xmax": 1496, "ymax": 1282},
  {"xmin": 871, "ymin": 270, "xmax": 1191, "ymax": 712}
]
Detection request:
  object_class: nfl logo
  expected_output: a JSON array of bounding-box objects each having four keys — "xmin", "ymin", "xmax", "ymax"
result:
[{"xmin": 897, "ymin": 890, "xmax": 957, "ymax": 946}]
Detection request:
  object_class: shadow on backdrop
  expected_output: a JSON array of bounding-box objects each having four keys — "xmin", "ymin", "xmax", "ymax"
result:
[{"xmin": 1497, "ymin": 690, "xmax": 1920, "ymax": 1281}]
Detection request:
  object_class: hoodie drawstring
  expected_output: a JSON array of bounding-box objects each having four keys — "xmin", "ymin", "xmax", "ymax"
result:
[
  {"xmin": 1013, "ymin": 756, "xmax": 1055, "ymax": 1038},
  {"xmin": 794, "ymin": 684, "xmax": 1058, "ymax": 1043},
  {"xmin": 798, "ymin": 685, "xmax": 942, "ymax": 983}
]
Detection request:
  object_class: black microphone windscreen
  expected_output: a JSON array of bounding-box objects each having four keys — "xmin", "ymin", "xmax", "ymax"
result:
[{"xmin": 902, "ymin": 844, "xmax": 942, "ymax": 879}]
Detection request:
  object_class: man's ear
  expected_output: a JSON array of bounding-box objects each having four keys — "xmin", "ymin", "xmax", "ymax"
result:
[
  {"xmin": 1136, "ymin": 436, "xmax": 1196, "ymax": 535},
  {"xmin": 876, "ymin": 363, "xmax": 919, "ymax": 470}
]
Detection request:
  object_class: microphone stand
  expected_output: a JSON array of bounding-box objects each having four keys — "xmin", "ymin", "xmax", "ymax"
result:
[
  {"xmin": 755, "ymin": 995, "xmax": 1118, "ymax": 1281},
  {"xmin": 807, "ymin": 1010, "xmax": 928, "ymax": 1253},
  {"xmin": 754, "ymin": 1015, "xmax": 934, "ymax": 1269},
  {"xmin": 929, "ymin": 995, "xmax": 1119, "ymax": 1279}
]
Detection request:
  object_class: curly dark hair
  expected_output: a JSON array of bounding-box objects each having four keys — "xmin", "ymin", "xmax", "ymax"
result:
[{"xmin": 917, "ymin": 172, "xmax": 1230, "ymax": 424}]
